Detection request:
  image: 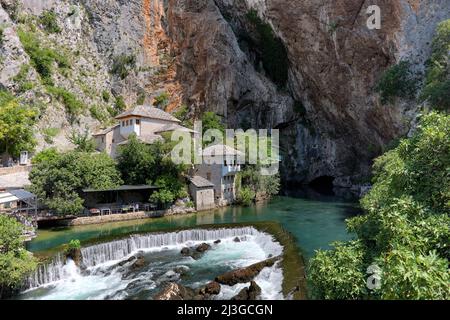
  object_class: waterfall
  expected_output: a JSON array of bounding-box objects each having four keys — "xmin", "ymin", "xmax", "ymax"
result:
[
  {"xmin": 26, "ymin": 254, "xmax": 65, "ymax": 290},
  {"xmin": 81, "ymin": 227, "xmax": 258, "ymax": 267},
  {"xmin": 25, "ymin": 227, "xmax": 269, "ymax": 290}
]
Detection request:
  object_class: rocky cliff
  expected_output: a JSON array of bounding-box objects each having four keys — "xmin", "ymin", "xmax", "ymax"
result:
[{"xmin": 1, "ymin": 0, "xmax": 448, "ymax": 187}]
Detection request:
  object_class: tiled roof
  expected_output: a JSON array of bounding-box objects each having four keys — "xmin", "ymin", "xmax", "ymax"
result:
[
  {"xmin": 154, "ymin": 123, "xmax": 197, "ymax": 134},
  {"xmin": 115, "ymin": 105, "xmax": 181, "ymax": 123},
  {"xmin": 189, "ymin": 176, "xmax": 214, "ymax": 188},
  {"xmin": 92, "ymin": 124, "xmax": 119, "ymax": 136}
]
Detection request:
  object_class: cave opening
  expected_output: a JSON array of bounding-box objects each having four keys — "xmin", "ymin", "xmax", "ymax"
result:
[{"xmin": 308, "ymin": 176, "xmax": 336, "ymax": 196}]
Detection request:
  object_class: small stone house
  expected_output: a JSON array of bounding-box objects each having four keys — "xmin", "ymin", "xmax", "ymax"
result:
[
  {"xmin": 188, "ymin": 176, "xmax": 215, "ymax": 211},
  {"xmin": 191, "ymin": 144, "xmax": 242, "ymax": 207}
]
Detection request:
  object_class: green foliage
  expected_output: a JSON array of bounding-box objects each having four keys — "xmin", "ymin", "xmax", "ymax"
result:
[
  {"xmin": 309, "ymin": 241, "xmax": 367, "ymax": 299},
  {"xmin": 0, "ymin": 90, "xmax": 38, "ymax": 157},
  {"xmin": 201, "ymin": 112, "xmax": 225, "ymax": 146},
  {"xmin": 68, "ymin": 130, "xmax": 96, "ymax": 153},
  {"xmin": 29, "ymin": 151, "xmax": 123, "ymax": 215},
  {"xmin": 376, "ymin": 60, "xmax": 419, "ymax": 104},
  {"xmin": 246, "ymin": 9, "xmax": 289, "ymax": 87},
  {"xmin": 13, "ymin": 64, "xmax": 34, "ymax": 92},
  {"xmin": 421, "ymin": 20, "xmax": 450, "ymax": 110},
  {"xmin": 237, "ymin": 165, "xmax": 280, "ymax": 203},
  {"xmin": 39, "ymin": 10, "xmax": 61, "ymax": 34},
  {"xmin": 42, "ymin": 127, "xmax": 59, "ymax": 144},
  {"xmin": 47, "ymin": 86, "xmax": 85, "ymax": 120},
  {"xmin": 154, "ymin": 92, "xmax": 169, "ymax": 109},
  {"xmin": 67, "ymin": 239, "xmax": 81, "ymax": 251},
  {"xmin": 136, "ymin": 93, "xmax": 145, "ymax": 105},
  {"xmin": 150, "ymin": 189, "xmax": 175, "ymax": 207},
  {"xmin": 173, "ymin": 105, "xmax": 193, "ymax": 128},
  {"xmin": 18, "ymin": 29, "xmax": 70, "ymax": 85},
  {"xmin": 237, "ymin": 186, "xmax": 255, "ymax": 206},
  {"xmin": 111, "ymin": 54, "xmax": 136, "ymax": 79},
  {"xmin": 117, "ymin": 134, "xmax": 187, "ymax": 206},
  {"xmin": 89, "ymin": 105, "xmax": 109, "ymax": 123},
  {"xmin": 0, "ymin": 26, "xmax": 4, "ymax": 45},
  {"xmin": 0, "ymin": 215, "xmax": 36, "ymax": 298},
  {"xmin": 309, "ymin": 112, "xmax": 450, "ymax": 300},
  {"xmin": 107, "ymin": 95, "xmax": 127, "ymax": 117},
  {"xmin": 102, "ymin": 90, "xmax": 110, "ymax": 102},
  {"xmin": 31, "ymin": 147, "xmax": 59, "ymax": 164}
]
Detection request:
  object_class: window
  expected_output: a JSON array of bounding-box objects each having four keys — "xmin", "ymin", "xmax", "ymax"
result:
[
  {"xmin": 136, "ymin": 119, "xmax": 140, "ymax": 125},
  {"xmin": 224, "ymin": 160, "xmax": 227, "ymax": 166},
  {"xmin": 101, "ymin": 137, "xmax": 104, "ymax": 143},
  {"xmin": 130, "ymin": 119, "xmax": 134, "ymax": 125}
]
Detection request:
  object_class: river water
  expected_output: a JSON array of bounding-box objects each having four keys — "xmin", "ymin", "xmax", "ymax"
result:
[{"xmin": 28, "ymin": 193, "xmax": 360, "ymax": 259}]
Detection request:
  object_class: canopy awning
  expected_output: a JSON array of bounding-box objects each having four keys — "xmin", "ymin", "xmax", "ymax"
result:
[{"xmin": 0, "ymin": 189, "xmax": 36, "ymax": 205}]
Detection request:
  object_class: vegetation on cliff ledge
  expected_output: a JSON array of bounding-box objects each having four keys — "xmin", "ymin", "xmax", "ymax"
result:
[{"xmin": 309, "ymin": 112, "xmax": 450, "ymax": 300}]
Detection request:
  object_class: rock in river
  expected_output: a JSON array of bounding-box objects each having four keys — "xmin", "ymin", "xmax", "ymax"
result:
[
  {"xmin": 231, "ymin": 281, "xmax": 262, "ymax": 300},
  {"xmin": 215, "ymin": 256, "xmax": 280, "ymax": 286}
]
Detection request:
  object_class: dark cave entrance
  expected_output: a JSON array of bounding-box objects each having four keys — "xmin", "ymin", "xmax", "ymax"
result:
[{"xmin": 308, "ymin": 176, "xmax": 336, "ymax": 196}]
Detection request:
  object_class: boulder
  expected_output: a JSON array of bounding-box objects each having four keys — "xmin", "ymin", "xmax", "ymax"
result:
[
  {"xmin": 231, "ymin": 281, "xmax": 261, "ymax": 300},
  {"xmin": 195, "ymin": 243, "xmax": 211, "ymax": 253},
  {"xmin": 129, "ymin": 255, "xmax": 146, "ymax": 271},
  {"xmin": 233, "ymin": 237, "xmax": 241, "ymax": 242},
  {"xmin": 66, "ymin": 248, "xmax": 82, "ymax": 267},
  {"xmin": 214, "ymin": 239, "xmax": 221, "ymax": 244},
  {"xmin": 180, "ymin": 247, "xmax": 191, "ymax": 255},
  {"xmin": 153, "ymin": 282, "xmax": 196, "ymax": 300},
  {"xmin": 198, "ymin": 281, "xmax": 221, "ymax": 296},
  {"xmin": 215, "ymin": 256, "xmax": 280, "ymax": 286}
]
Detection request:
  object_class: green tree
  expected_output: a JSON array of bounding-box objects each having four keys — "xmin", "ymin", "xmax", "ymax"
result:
[
  {"xmin": 117, "ymin": 134, "xmax": 188, "ymax": 205},
  {"xmin": 0, "ymin": 215, "xmax": 36, "ymax": 298},
  {"xmin": 29, "ymin": 151, "xmax": 123, "ymax": 215},
  {"xmin": 31, "ymin": 148, "xmax": 60, "ymax": 164},
  {"xmin": 309, "ymin": 112, "xmax": 450, "ymax": 300},
  {"xmin": 68, "ymin": 130, "xmax": 96, "ymax": 153},
  {"xmin": 0, "ymin": 91, "xmax": 38, "ymax": 160}
]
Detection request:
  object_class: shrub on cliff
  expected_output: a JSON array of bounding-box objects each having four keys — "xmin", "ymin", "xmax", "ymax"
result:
[
  {"xmin": 0, "ymin": 215, "xmax": 36, "ymax": 299},
  {"xmin": 309, "ymin": 112, "xmax": 450, "ymax": 300},
  {"xmin": 376, "ymin": 60, "xmax": 419, "ymax": 104},
  {"xmin": 421, "ymin": 19, "xmax": 450, "ymax": 110}
]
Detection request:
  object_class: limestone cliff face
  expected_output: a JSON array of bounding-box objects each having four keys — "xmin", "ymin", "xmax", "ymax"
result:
[
  {"xmin": 1, "ymin": 0, "xmax": 448, "ymax": 187},
  {"xmin": 162, "ymin": 0, "xmax": 450, "ymax": 187}
]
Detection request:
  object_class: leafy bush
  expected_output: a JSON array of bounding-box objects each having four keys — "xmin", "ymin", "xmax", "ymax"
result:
[
  {"xmin": 31, "ymin": 148, "xmax": 59, "ymax": 164},
  {"xmin": 47, "ymin": 86, "xmax": 85, "ymax": 120},
  {"xmin": 0, "ymin": 215, "xmax": 36, "ymax": 298},
  {"xmin": 18, "ymin": 30, "xmax": 70, "ymax": 84},
  {"xmin": 102, "ymin": 90, "xmax": 110, "ymax": 102},
  {"xmin": 309, "ymin": 112, "xmax": 450, "ymax": 300},
  {"xmin": 68, "ymin": 130, "xmax": 96, "ymax": 153},
  {"xmin": 150, "ymin": 189, "xmax": 175, "ymax": 207},
  {"xmin": 246, "ymin": 9, "xmax": 289, "ymax": 88},
  {"xmin": 42, "ymin": 127, "xmax": 60, "ymax": 144},
  {"xmin": 89, "ymin": 105, "xmax": 109, "ymax": 123},
  {"xmin": 154, "ymin": 92, "xmax": 169, "ymax": 109},
  {"xmin": 39, "ymin": 10, "xmax": 61, "ymax": 34},
  {"xmin": 111, "ymin": 54, "xmax": 136, "ymax": 79},
  {"xmin": 13, "ymin": 64, "xmax": 34, "ymax": 92},
  {"xmin": 376, "ymin": 60, "xmax": 419, "ymax": 104},
  {"xmin": 0, "ymin": 26, "xmax": 4, "ymax": 45},
  {"xmin": 237, "ymin": 186, "xmax": 255, "ymax": 206},
  {"xmin": 67, "ymin": 239, "xmax": 81, "ymax": 251},
  {"xmin": 107, "ymin": 95, "xmax": 127, "ymax": 117},
  {"xmin": 421, "ymin": 19, "xmax": 450, "ymax": 110}
]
